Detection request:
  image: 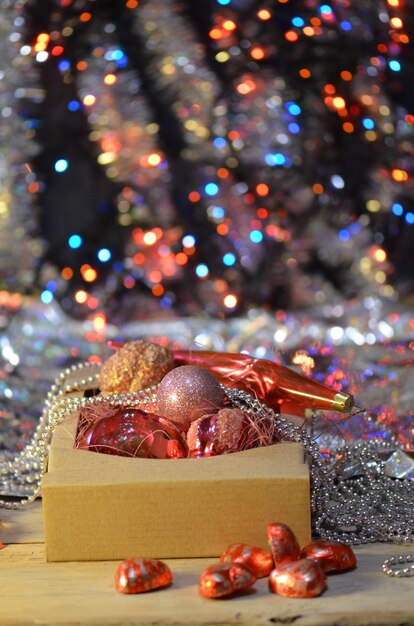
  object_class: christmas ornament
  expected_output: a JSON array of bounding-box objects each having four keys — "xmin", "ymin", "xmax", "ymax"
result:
[
  {"xmin": 220, "ymin": 543, "xmax": 273, "ymax": 579},
  {"xmin": 187, "ymin": 408, "xmax": 253, "ymax": 457},
  {"xmin": 198, "ymin": 562, "xmax": 256, "ymax": 599},
  {"xmin": 114, "ymin": 558, "xmax": 172, "ymax": 594},
  {"xmin": 77, "ymin": 407, "xmax": 188, "ymax": 459},
  {"xmin": 174, "ymin": 350, "xmax": 360, "ymax": 415},
  {"xmin": 301, "ymin": 540, "xmax": 357, "ymax": 573},
  {"xmin": 156, "ymin": 365, "xmax": 226, "ymax": 430},
  {"xmin": 269, "ymin": 558, "xmax": 327, "ymax": 598},
  {"xmin": 1, "ymin": 358, "xmax": 413, "ymax": 553},
  {"xmin": 267, "ymin": 522, "xmax": 301, "ymax": 566},
  {"xmin": 99, "ymin": 340, "xmax": 174, "ymax": 395}
]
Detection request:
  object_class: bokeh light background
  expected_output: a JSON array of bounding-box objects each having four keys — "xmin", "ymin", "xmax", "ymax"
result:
[{"xmin": 0, "ymin": 0, "xmax": 413, "ymax": 463}]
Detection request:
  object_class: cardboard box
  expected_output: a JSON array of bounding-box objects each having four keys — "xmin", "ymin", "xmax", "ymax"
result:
[{"xmin": 42, "ymin": 410, "xmax": 311, "ymax": 562}]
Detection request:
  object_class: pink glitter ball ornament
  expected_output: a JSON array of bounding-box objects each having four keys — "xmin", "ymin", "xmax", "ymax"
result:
[{"xmin": 156, "ymin": 365, "xmax": 226, "ymax": 430}]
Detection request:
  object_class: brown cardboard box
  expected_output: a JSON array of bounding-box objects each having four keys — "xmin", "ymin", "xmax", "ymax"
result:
[{"xmin": 42, "ymin": 411, "xmax": 311, "ymax": 562}]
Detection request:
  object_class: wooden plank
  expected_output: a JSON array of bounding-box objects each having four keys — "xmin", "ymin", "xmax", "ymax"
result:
[
  {"xmin": 0, "ymin": 541, "xmax": 413, "ymax": 626},
  {"xmin": 0, "ymin": 500, "xmax": 44, "ymax": 543}
]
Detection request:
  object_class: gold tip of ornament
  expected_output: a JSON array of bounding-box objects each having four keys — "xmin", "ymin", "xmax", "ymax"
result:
[
  {"xmin": 332, "ymin": 391, "xmax": 355, "ymax": 413},
  {"xmin": 351, "ymin": 405, "xmax": 366, "ymax": 417}
]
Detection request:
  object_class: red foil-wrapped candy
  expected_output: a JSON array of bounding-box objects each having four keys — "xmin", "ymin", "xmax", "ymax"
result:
[
  {"xmin": 115, "ymin": 558, "xmax": 172, "ymax": 594},
  {"xmin": 269, "ymin": 558, "xmax": 327, "ymax": 598},
  {"xmin": 220, "ymin": 543, "xmax": 273, "ymax": 578},
  {"xmin": 267, "ymin": 522, "xmax": 301, "ymax": 566},
  {"xmin": 78, "ymin": 408, "xmax": 188, "ymax": 459},
  {"xmin": 199, "ymin": 562, "xmax": 256, "ymax": 599},
  {"xmin": 301, "ymin": 540, "xmax": 357, "ymax": 573}
]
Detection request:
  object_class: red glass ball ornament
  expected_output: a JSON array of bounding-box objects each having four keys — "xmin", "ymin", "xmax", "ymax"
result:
[
  {"xmin": 115, "ymin": 558, "xmax": 173, "ymax": 594},
  {"xmin": 156, "ymin": 365, "xmax": 226, "ymax": 430},
  {"xmin": 78, "ymin": 408, "xmax": 188, "ymax": 459},
  {"xmin": 269, "ymin": 558, "xmax": 327, "ymax": 598},
  {"xmin": 301, "ymin": 540, "xmax": 357, "ymax": 573}
]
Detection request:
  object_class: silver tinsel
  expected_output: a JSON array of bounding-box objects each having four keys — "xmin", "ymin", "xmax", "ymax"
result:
[{"xmin": 0, "ymin": 331, "xmax": 413, "ymax": 545}]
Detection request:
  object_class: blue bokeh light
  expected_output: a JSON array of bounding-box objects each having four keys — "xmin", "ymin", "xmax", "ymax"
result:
[
  {"xmin": 223, "ymin": 253, "xmax": 236, "ymax": 266},
  {"xmin": 97, "ymin": 248, "xmax": 112, "ymax": 262},
  {"xmin": 250, "ymin": 230, "xmax": 263, "ymax": 243},
  {"xmin": 196, "ymin": 264, "xmax": 209, "ymax": 277},
  {"xmin": 58, "ymin": 60, "xmax": 70, "ymax": 72},
  {"xmin": 55, "ymin": 159, "xmax": 68, "ymax": 173},
  {"xmin": 362, "ymin": 118, "xmax": 375, "ymax": 130},
  {"xmin": 286, "ymin": 102, "xmax": 301, "ymax": 116},
  {"xmin": 288, "ymin": 122, "xmax": 300, "ymax": 134},
  {"xmin": 389, "ymin": 60, "xmax": 401, "ymax": 72},
  {"xmin": 205, "ymin": 182, "xmax": 219, "ymax": 196},
  {"xmin": 213, "ymin": 137, "xmax": 227, "ymax": 149},
  {"xmin": 68, "ymin": 100, "xmax": 80, "ymax": 112},
  {"xmin": 68, "ymin": 234, "xmax": 82, "ymax": 249},
  {"xmin": 40, "ymin": 290, "xmax": 54, "ymax": 304}
]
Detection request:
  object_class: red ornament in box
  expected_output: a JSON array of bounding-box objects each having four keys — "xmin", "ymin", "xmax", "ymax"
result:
[{"xmin": 78, "ymin": 407, "xmax": 188, "ymax": 459}]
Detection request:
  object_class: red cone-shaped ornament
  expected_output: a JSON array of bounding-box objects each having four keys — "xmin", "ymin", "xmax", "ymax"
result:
[{"xmin": 174, "ymin": 350, "xmax": 355, "ymax": 416}]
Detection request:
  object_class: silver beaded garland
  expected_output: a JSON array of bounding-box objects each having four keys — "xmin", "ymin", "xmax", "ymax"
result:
[{"xmin": 0, "ymin": 363, "xmax": 413, "ymax": 550}]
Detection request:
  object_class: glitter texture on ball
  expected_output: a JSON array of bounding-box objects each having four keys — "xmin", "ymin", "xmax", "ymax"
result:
[{"xmin": 156, "ymin": 365, "xmax": 226, "ymax": 429}]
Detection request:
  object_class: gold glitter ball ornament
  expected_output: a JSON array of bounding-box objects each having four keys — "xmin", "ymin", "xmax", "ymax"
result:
[{"xmin": 99, "ymin": 340, "xmax": 175, "ymax": 394}]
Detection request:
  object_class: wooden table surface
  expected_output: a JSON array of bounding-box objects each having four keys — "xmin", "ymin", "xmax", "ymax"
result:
[{"xmin": 0, "ymin": 501, "xmax": 413, "ymax": 626}]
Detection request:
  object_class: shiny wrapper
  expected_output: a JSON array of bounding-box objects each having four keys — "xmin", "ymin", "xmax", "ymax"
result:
[
  {"xmin": 220, "ymin": 543, "xmax": 273, "ymax": 579},
  {"xmin": 267, "ymin": 522, "xmax": 301, "ymax": 566},
  {"xmin": 114, "ymin": 558, "xmax": 172, "ymax": 594},
  {"xmin": 269, "ymin": 559, "xmax": 327, "ymax": 598},
  {"xmin": 301, "ymin": 540, "xmax": 357, "ymax": 573},
  {"xmin": 198, "ymin": 562, "xmax": 256, "ymax": 599}
]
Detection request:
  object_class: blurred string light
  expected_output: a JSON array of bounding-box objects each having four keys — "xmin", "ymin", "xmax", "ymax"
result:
[{"xmin": 4, "ymin": 0, "xmax": 411, "ymax": 321}]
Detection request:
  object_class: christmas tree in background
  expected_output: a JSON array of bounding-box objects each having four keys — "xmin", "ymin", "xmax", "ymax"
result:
[{"xmin": 0, "ymin": 0, "xmax": 413, "ymax": 323}]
